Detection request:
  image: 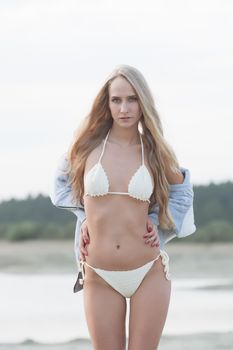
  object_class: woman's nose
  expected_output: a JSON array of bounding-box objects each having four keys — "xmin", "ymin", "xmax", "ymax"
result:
[{"xmin": 120, "ymin": 102, "xmax": 128, "ymax": 113}]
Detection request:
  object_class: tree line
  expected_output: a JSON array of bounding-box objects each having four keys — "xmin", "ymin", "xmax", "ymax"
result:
[{"xmin": 0, "ymin": 181, "xmax": 233, "ymax": 243}]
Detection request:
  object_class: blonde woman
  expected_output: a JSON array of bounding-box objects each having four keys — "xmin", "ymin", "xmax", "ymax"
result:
[{"xmin": 50, "ymin": 64, "xmax": 196, "ymax": 350}]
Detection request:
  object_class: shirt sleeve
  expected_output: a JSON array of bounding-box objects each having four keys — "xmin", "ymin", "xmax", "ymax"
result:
[
  {"xmin": 148, "ymin": 167, "xmax": 196, "ymax": 246},
  {"xmin": 49, "ymin": 152, "xmax": 87, "ymax": 224}
]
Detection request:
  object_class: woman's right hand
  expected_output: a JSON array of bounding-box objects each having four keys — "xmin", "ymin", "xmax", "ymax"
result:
[{"xmin": 79, "ymin": 219, "xmax": 90, "ymax": 261}]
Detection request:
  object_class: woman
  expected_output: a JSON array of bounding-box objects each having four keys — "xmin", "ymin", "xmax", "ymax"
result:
[{"xmin": 50, "ymin": 64, "xmax": 196, "ymax": 350}]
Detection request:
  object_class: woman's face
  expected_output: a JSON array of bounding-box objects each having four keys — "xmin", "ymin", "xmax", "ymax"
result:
[{"xmin": 108, "ymin": 76, "xmax": 142, "ymax": 128}]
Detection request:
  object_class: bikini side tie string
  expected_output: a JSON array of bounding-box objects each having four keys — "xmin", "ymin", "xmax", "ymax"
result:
[
  {"xmin": 79, "ymin": 260, "xmax": 85, "ymax": 285},
  {"xmin": 159, "ymin": 250, "xmax": 171, "ymax": 280}
]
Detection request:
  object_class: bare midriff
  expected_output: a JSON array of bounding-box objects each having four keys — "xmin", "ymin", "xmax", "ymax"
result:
[{"xmin": 83, "ymin": 195, "xmax": 160, "ymax": 270}]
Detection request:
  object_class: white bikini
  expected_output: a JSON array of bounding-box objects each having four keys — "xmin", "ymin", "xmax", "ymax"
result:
[
  {"xmin": 79, "ymin": 250, "xmax": 171, "ymax": 298},
  {"xmin": 77, "ymin": 128, "xmax": 171, "ymax": 298},
  {"xmin": 83, "ymin": 127, "xmax": 154, "ymax": 203}
]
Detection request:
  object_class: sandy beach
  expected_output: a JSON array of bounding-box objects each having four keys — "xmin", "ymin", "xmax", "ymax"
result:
[
  {"xmin": 1, "ymin": 241, "xmax": 232, "ymax": 350},
  {"xmin": 0, "ymin": 332, "xmax": 233, "ymax": 350}
]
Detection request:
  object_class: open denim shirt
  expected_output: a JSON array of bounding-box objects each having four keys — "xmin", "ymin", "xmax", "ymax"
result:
[{"xmin": 49, "ymin": 152, "xmax": 196, "ymax": 287}]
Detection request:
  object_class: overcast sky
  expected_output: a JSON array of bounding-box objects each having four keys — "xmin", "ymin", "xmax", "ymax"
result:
[{"xmin": 0, "ymin": 0, "xmax": 232, "ymax": 201}]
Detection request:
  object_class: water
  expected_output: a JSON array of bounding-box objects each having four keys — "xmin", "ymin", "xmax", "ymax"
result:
[{"xmin": 1, "ymin": 273, "xmax": 233, "ymax": 344}]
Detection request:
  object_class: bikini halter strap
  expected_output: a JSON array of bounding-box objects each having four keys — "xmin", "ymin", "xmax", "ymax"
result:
[{"xmin": 98, "ymin": 129, "xmax": 111, "ymax": 163}]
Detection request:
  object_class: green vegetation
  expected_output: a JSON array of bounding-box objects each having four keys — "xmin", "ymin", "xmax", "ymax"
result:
[
  {"xmin": 0, "ymin": 194, "xmax": 76, "ymax": 241},
  {"xmin": 0, "ymin": 181, "xmax": 233, "ymax": 242}
]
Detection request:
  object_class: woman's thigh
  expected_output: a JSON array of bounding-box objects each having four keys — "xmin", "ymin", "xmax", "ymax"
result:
[
  {"xmin": 83, "ymin": 265, "xmax": 127, "ymax": 350},
  {"xmin": 128, "ymin": 256, "xmax": 172, "ymax": 350}
]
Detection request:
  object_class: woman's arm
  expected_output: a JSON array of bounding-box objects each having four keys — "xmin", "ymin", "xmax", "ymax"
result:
[
  {"xmin": 49, "ymin": 152, "xmax": 87, "ymax": 224},
  {"xmin": 148, "ymin": 167, "xmax": 196, "ymax": 246}
]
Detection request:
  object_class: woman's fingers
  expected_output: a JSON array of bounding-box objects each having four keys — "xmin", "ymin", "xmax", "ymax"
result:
[
  {"xmin": 145, "ymin": 236, "xmax": 158, "ymax": 244},
  {"xmin": 80, "ymin": 251, "xmax": 85, "ymax": 261},
  {"xmin": 151, "ymin": 235, "xmax": 160, "ymax": 247},
  {"xmin": 83, "ymin": 233, "xmax": 90, "ymax": 244},
  {"xmin": 80, "ymin": 245, "xmax": 88, "ymax": 257},
  {"xmin": 79, "ymin": 235, "xmax": 89, "ymax": 258},
  {"xmin": 79, "ymin": 220, "xmax": 90, "ymax": 260},
  {"xmin": 144, "ymin": 225, "xmax": 157, "ymax": 239},
  {"xmin": 82, "ymin": 227, "xmax": 90, "ymax": 241},
  {"xmin": 144, "ymin": 223, "xmax": 160, "ymax": 247},
  {"xmin": 145, "ymin": 236, "xmax": 160, "ymax": 247},
  {"xmin": 146, "ymin": 219, "xmax": 153, "ymax": 232},
  {"xmin": 81, "ymin": 221, "xmax": 90, "ymax": 243}
]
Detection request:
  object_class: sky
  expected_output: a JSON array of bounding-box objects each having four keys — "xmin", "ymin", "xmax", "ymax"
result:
[{"xmin": 0, "ymin": 0, "xmax": 232, "ymax": 201}]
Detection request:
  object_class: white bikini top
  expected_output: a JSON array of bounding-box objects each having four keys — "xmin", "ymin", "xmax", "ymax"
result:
[{"xmin": 83, "ymin": 128, "xmax": 154, "ymax": 203}]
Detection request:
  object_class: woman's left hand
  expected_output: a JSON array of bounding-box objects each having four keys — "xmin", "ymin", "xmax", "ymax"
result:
[{"xmin": 143, "ymin": 218, "xmax": 160, "ymax": 247}]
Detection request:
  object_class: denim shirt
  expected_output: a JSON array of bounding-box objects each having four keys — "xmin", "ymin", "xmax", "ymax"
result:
[{"xmin": 49, "ymin": 152, "xmax": 196, "ymax": 270}]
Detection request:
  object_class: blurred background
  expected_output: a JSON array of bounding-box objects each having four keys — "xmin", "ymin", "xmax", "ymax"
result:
[{"xmin": 0, "ymin": 0, "xmax": 232, "ymax": 349}]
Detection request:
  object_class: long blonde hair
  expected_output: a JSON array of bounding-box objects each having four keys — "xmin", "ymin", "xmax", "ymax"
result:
[{"xmin": 66, "ymin": 64, "xmax": 181, "ymax": 230}]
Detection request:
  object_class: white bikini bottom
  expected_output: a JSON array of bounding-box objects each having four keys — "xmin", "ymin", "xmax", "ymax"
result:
[{"xmin": 79, "ymin": 250, "xmax": 171, "ymax": 298}]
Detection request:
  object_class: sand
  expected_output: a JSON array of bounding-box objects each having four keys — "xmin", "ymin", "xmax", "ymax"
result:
[
  {"xmin": 0, "ymin": 332, "xmax": 233, "ymax": 350},
  {"xmin": 1, "ymin": 240, "xmax": 232, "ymax": 349}
]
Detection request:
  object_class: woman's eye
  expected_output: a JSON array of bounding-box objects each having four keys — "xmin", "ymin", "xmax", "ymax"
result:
[{"xmin": 111, "ymin": 97, "xmax": 137, "ymax": 103}]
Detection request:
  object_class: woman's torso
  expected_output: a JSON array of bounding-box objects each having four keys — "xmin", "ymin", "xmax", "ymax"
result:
[{"xmin": 83, "ymin": 137, "xmax": 160, "ymax": 270}]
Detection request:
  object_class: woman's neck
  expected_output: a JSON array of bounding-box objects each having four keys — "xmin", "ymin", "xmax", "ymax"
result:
[{"xmin": 108, "ymin": 125, "xmax": 140, "ymax": 146}]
